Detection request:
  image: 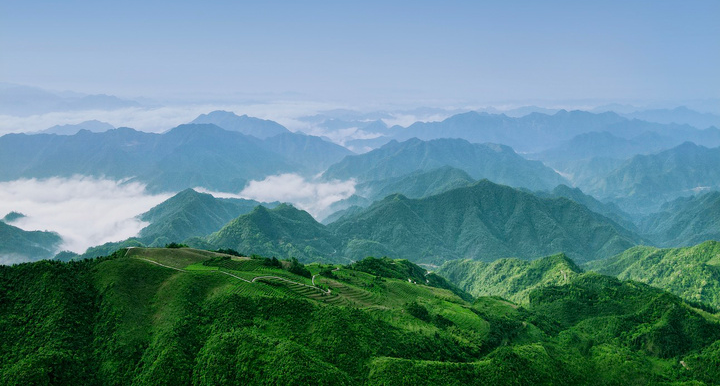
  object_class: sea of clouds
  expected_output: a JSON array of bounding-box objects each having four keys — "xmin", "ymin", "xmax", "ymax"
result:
[{"xmin": 0, "ymin": 176, "xmax": 171, "ymax": 254}]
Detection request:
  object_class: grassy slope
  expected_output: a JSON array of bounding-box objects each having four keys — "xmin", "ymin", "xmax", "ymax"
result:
[
  {"xmin": 585, "ymin": 241, "xmax": 720, "ymax": 309},
  {"xmin": 437, "ymin": 253, "xmax": 583, "ymax": 304},
  {"xmin": 2, "ymin": 247, "xmax": 720, "ymax": 385}
]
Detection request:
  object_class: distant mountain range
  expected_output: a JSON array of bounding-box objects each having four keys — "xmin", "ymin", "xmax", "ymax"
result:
[
  {"xmin": 623, "ymin": 106, "xmax": 720, "ymax": 130},
  {"xmin": 323, "ymin": 138, "xmax": 567, "ymax": 191},
  {"xmin": 0, "ymin": 83, "xmax": 143, "ymax": 116},
  {"xmin": 0, "ymin": 120, "xmax": 352, "ymax": 192},
  {"xmin": 346, "ymin": 109, "xmax": 720, "ymax": 155},
  {"xmin": 191, "ymin": 110, "xmax": 290, "ymax": 139},
  {"xmin": 40, "ymin": 120, "xmax": 115, "ymax": 135},
  {"xmin": 639, "ymin": 191, "xmax": 720, "ymax": 247},
  {"xmin": 587, "ymin": 142, "xmax": 720, "ymax": 212}
]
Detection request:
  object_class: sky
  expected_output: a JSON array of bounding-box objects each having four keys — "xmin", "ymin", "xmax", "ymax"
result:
[{"xmin": 1, "ymin": 0, "xmax": 719, "ymax": 105}]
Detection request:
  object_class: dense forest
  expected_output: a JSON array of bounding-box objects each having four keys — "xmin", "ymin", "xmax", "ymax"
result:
[{"xmin": 2, "ymin": 247, "xmax": 720, "ymax": 385}]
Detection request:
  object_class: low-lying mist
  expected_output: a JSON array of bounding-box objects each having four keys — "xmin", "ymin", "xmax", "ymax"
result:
[
  {"xmin": 199, "ymin": 173, "xmax": 356, "ymax": 220},
  {"xmin": 0, "ymin": 176, "xmax": 171, "ymax": 254}
]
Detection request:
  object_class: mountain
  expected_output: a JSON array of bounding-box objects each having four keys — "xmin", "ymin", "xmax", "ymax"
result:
[
  {"xmin": 388, "ymin": 110, "xmax": 627, "ymax": 152},
  {"xmin": 138, "ymin": 189, "xmax": 277, "ymax": 246},
  {"xmin": 0, "ymin": 84, "xmax": 143, "ymax": 116},
  {"xmin": 0, "ymin": 124, "xmax": 299, "ymax": 192},
  {"xmin": 206, "ymin": 204, "xmax": 345, "ymax": 263},
  {"xmin": 639, "ymin": 191, "xmax": 720, "ymax": 247},
  {"xmin": 262, "ymin": 132, "xmax": 354, "ymax": 174},
  {"xmin": 40, "ymin": 120, "xmax": 115, "ymax": 135},
  {"xmin": 625, "ymin": 106, "xmax": 720, "ymax": 129},
  {"xmin": 321, "ymin": 167, "xmax": 476, "ymax": 223},
  {"xmin": 536, "ymin": 184, "xmax": 637, "ymax": 231},
  {"xmin": 0, "ymin": 221, "xmax": 62, "ymax": 264},
  {"xmin": 2, "ymin": 247, "xmax": 720, "ymax": 384},
  {"xmin": 356, "ymin": 166, "xmax": 476, "ymax": 202},
  {"xmin": 348, "ymin": 109, "xmax": 720, "ymax": 154},
  {"xmin": 437, "ymin": 253, "xmax": 582, "ymax": 303},
  {"xmin": 140, "ymin": 123, "xmax": 297, "ymax": 192},
  {"xmin": 591, "ymin": 142, "xmax": 720, "ymax": 212},
  {"xmin": 585, "ymin": 241, "xmax": 720, "ymax": 310},
  {"xmin": 329, "ymin": 180, "xmax": 643, "ymax": 264},
  {"xmin": 2, "ymin": 211, "xmax": 26, "ymax": 223},
  {"xmin": 534, "ymin": 131, "xmax": 673, "ymax": 164},
  {"xmin": 191, "ymin": 110, "xmax": 290, "ymax": 139},
  {"xmin": 323, "ymin": 138, "xmax": 567, "ymax": 191}
]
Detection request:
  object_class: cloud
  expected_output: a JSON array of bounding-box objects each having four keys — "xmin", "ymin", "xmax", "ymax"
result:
[
  {"xmin": 0, "ymin": 176, "xmax": 171, "ymax": 254},
  {"xmin": 0, "ymin": 100, "xmax": 342, "ymax": 136},
  {"xmin": 198, "ymin": 173, "xmax": 356, "ymax": 219}
]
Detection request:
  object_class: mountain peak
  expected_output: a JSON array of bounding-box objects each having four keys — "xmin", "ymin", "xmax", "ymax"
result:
[{"xmin": 191, "ymin": 110, "xmax": 289, "ymax": 139}]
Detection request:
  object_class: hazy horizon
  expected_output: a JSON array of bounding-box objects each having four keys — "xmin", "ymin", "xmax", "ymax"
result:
[{"xmin": 2, "ymin": 1, "xmax": 718, "ymax": 104}]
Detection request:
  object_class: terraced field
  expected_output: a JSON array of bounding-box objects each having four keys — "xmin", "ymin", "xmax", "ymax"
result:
[{"xmin": 126, "ymin": 247, "xmax": 468, "ymax": 311}]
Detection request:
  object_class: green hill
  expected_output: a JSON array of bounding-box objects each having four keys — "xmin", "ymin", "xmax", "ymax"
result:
[
  {"xmin": 321, "ymin": 166, "xmax": 475, "ymax": 223},
  {"xmin": 585, "ymin": 241, "xmax": 720, "ymax": 309},
  {"xmin": 322, "ymin": 138, "xmax": 567, "ymax": 191},
  {"xmin": 639, "ymin": 191, "xmax": 720, "ymax": 247},
  {"xmin": 0, "ymin": 221, "xmax": 62, "ymax": 264},
  {"xmin": 359, "ymin": 166, "xmax": 476, "ymax": 201},
  {"xmin": 206, "ymin": 204, "xmax": 345, "ymax": 264},
  {"xmin": 437, "ymin": 253, "xmax": 583, "ymax": 303},
  {"xmin": 330, "ymin": 180, "xmax": 643, "ymax": 264},
  {"xmin": 2, "ymin": 247, "xmax": 720, "ymax": 385},
  {"xmin": 139, "ymin": 189, "xmax": 276, "ymax": 246}
]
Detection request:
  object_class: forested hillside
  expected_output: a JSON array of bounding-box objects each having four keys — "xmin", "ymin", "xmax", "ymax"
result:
[{"xmin": 2, "ymin": 247, "xmax": 720, "ymax": 385}]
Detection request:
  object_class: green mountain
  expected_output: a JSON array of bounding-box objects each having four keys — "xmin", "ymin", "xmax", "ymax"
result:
[
  {"xmin": 639, "ymin": 191, "xmax": 720, "ymax": 247},
  {"xmin": 0, "ymin": 221, "xmax": 62, "ymax": 264},
  {"xmin": 357, "ymin": 166, "xmax": 476, "ymax": 202},
  {"xmin": 190, "ymin": 110, "xmax": 290, "ymax": 139},
  {"xmin": 138, "ymin": 189, "xmax": 277, "ymax": 246},
  {"xmin": 2, "ymin": 247, "xmax": 720, "ymax": 385},
  {"xmin": 330, "ymin": 180, "xmax": 643, "ymax": 264},
  {"xmin": 0, "ymin": 124, "xmax": 298, "ymax": 192},
  {"xmin": 323, "ymin": 138, "xmax": 567, "ymax": 191},
  {"xmin": 536, "ymin": 184, "xmax": 637, "ymax": 231},
  {"xmin": 591, "ymin": 142, "xmax": 720, "ymax": 213},
  {"xmin": 206, "ymin": 204, "xmax": 345, "ymax": 263},
  {"xmin": 437, "ymin": 253, "xmax": 582, "ymax": 303},
  {"xmin": 262, "ymin": 131, "xmax": 354, "ymax": 174},
  {"xmin": 534, "ymin": 131, "xmax": 674, "ymax": 164},
  {"xmin": 585, "ymin": 241, "xmax": 720, "ymax": 309},
  {"xmin": 322, "ymin": 166, "xmax": 476, "ymax": 223}
]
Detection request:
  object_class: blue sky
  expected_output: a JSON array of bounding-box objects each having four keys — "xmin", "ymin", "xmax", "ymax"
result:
[{"xmin": 1, "ymin": 0, "xmax": 718, "ymax": 104}]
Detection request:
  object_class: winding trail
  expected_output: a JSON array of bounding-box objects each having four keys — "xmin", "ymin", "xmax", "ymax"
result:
[{"xmin": 133, "ymin": 252, "xmax": 332, "ymax": 294}]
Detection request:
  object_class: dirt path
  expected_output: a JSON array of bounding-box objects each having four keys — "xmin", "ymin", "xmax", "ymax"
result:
[
  {"xmin": 311, "ymin": 267, "xmax": 340, "ymax": 286},
  {"xmin": 133, "ymin": 253, "xmax": 329, "ymax": 293}
]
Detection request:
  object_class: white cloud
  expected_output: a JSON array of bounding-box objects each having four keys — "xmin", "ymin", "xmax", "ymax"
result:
[
  {"xmin": 198, "ymin": 173, "xmax": 356, "ymax": 219},
  {"xmin": 0, "ymin": 100, "xmax": 342, "ymax": 135},
  {"xmin": 0, "ymin": 176, "xmax": 171, "ymax": 254},
  {"xmin": 381, "ymin": 113, "xmax": 451, "ymax": 128}
]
